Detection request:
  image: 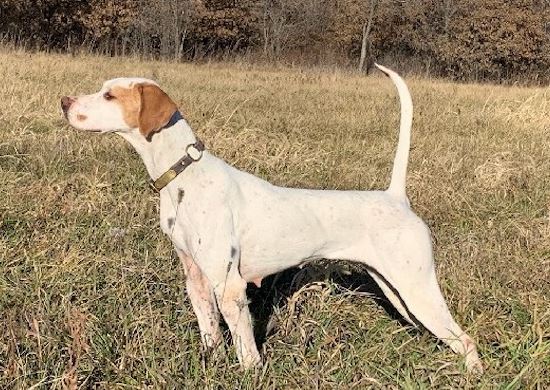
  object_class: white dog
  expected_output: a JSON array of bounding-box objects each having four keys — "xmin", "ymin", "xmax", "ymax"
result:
[{"xmin": 61, "ymin": 65, "xmax": 483, "ymax": 373}]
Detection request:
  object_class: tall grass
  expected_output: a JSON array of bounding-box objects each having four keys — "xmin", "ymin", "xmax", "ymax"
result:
[{"xmin": 0, "ymin": 48, "xmax": 548, "ymax": 388}]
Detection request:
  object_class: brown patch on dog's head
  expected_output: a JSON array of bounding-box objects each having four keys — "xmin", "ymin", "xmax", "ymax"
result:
[
  {"xmin": 110, "ymin": 83, "xmax": 178, "ymax": 141},
  {"xmin": 76, "ymin": 114, "xmax": 87, "ymax": 122}
]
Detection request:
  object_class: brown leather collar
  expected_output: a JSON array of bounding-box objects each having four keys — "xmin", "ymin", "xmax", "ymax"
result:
[{"xmin": 150, "ymin": 139, "xmax": 205, "ymax": 192}]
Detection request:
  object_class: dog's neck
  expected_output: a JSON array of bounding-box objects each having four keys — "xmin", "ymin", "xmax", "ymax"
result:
[{"xmin": 117, "ymin": 117, "xmax": 199, "ymax": 180}]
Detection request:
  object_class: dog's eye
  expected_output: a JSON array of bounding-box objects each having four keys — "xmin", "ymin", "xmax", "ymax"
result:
[{"xmin": 103, "ymin": 91, "xmax": 115, "ymax": 100}]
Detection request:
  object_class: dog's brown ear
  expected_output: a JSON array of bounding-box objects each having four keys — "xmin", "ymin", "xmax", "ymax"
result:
[{"xmin": 137, "ymin": 83, "xmax": 178, "ymax": 140}]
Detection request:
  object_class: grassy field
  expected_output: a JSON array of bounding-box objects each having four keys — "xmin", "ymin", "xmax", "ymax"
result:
[{"xmin": 0, "ymin": 49, "xmax": 548, "ymax": 388}]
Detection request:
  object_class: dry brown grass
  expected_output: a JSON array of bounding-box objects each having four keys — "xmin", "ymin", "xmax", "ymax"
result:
[{"xmin": 0, "ymin": 48, "xmax": 549, "ymax": 388}]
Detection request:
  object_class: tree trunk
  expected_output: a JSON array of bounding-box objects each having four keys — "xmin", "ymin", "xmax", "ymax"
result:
[
  {"xmin": 263, "ymin": 0, "xmax": 273, "ymax": 57},
  {"xmin": 443, "ymin": 0, "xmax": 455, "ymax": 35},
  {"xmin": 359, "ymin": 0, "xmax": 377, "ymax": 72}
]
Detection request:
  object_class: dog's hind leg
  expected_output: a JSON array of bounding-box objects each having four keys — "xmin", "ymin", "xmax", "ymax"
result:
[
  {"xmin": 351, "ymin": 221, "xmax": 483, "ymax": 373},
  {"xmin": 386, "ymin": 261, "xmax": 483, "ymax": 374},
  {"xmin": 386, "ymin": 239, "xmax": 483, "ymax": 372},
  {"xmin": 366, "ymin": 270, "xmax": 414, "ymax": 325}
]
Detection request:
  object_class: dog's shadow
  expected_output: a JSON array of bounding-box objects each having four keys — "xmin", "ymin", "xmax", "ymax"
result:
[{"xmin": 246, "ymin": 261, "xmax": 408, "ymax": 347}]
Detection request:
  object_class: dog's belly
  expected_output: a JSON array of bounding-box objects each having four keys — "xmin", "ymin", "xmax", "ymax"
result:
[
  {"xmin": 238, "ymin": 230, "xmax": 329, "ymax": 282},
  {"xmin": 236, "ymin": 186, "xmax": 405, "ymax": 282}
]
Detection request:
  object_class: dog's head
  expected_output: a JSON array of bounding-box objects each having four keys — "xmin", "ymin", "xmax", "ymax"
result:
[{"xmin": 61, "ymin": 78, "xmax": 178, "ymax": 140}]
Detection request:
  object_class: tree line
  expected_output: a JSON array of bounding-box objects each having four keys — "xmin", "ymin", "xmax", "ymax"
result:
[{"xmin": 1, "ymin": 0, "xmax": 549, "ymax": 82}]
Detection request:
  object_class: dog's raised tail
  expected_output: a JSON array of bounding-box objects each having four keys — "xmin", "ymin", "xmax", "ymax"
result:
[{"xmin": 375, "ymin": 63, "xmax": 413, "ymax": 200}]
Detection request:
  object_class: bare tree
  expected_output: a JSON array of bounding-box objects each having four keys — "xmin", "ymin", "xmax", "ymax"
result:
[
  {"xmin": 442, "ymin": 0, "xmax": 456, "ymax": 35},
  {"xmin": 262, "ymin": 0, "xmax": 331, "ymax": 59},
  {"xmin": 358, "ymin": 0, "xmax": 378, "ymax": 72},
  {"xmin": 169, "ymin": 0, "xmax": 192, "ymax": 60},
  {"xmin": 262, "ymin": 0, "xmax": 288, "ymax": 57},
  {"xmin": 133, "ymin": 0, "xmax": 195, "ymax": 59}
]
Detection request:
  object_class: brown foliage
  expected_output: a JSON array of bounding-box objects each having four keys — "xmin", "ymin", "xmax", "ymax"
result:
[
  {"xmin": 370, "ymin": 0, "xmax": 550, "ymax": 80},
  {"xmin": 79, "ymin": 0, "xmax": 136, "ymax": 40},
  {"xmin": 0, "ymin": 0, "xmax": 549, "ymax": 81}
]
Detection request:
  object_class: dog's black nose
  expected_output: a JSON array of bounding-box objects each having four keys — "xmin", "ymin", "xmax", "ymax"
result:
[{"xmin": 61, "ymin": 96, "xmax": 75, "ymax": 115}]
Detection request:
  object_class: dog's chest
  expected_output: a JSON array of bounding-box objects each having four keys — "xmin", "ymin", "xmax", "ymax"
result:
[
  {"xmin": 158, "ymin": 189, "xmax": 192, "ymax": 251},
  {"xmin": 158, "ymin": 178, "xmax": 225, "ymax": 254}
]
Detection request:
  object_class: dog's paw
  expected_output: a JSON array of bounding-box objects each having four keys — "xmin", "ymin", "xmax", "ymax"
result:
[
  {"xmin": 465, "ymin": 354, "xmax": 484, "ymax": 375},
  {"xmin": 201, "ymin": 339, "xmax": 225, "ymax": 366},
  {"xmin": 241, "ymin": 352, "xmax": 262, "ymax": 370}
]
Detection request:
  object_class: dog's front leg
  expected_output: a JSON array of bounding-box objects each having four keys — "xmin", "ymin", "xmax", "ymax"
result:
[
  {"xmin": 215, "ymin": 264, "xmax": 261, "ymax": 368},
  {"xmin": 196, "ymin": 244, "xmax": 261, "ymax": 369},
  {"xmin": 177, "ymin": 249, "xmax": 223, "ymax": 351}
]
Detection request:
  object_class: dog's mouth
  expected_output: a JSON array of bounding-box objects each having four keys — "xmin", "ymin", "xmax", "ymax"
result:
[
  {"xmin": 63, "ymin": 117, "xmax": 102, "ymax": 133},
  {"xmin": 74, "ymin": 127, "xmax": 102, "ymax": 133}
]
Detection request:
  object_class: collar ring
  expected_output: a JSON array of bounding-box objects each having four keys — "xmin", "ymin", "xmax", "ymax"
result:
[{"xmin": 185, "ymin": 143, "xmax": 203, "ymax": 162}]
